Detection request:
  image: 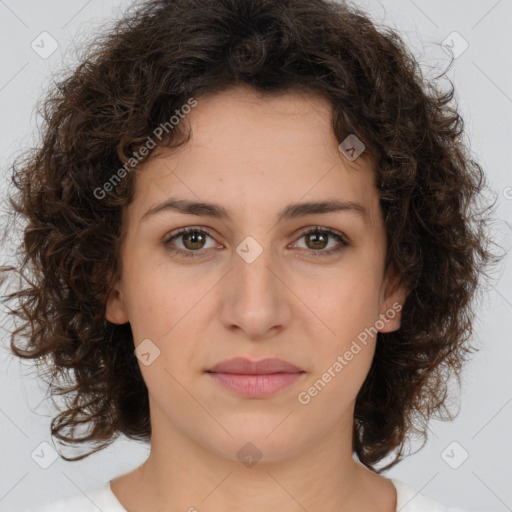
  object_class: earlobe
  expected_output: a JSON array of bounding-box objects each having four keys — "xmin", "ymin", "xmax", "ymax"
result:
[
  {"xmin": 105, "ymin": 282, "xmax": 130, "ymax": 324},
  {"xmin": 378, "ymin": 298, "xmax": 405, "ymax": 333},
  {"xmin": 378, "ymin": 269, "xmax": 409, "ymax": 333}
]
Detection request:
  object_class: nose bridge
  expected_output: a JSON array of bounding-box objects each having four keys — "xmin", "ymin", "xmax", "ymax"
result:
[
  {"xmin": 233, "ymin": 233, "xmax": 280, "ymax": 299},
  {"xmin": 220, "ymin": 233, "xmax": 291, "ymax": 336}
]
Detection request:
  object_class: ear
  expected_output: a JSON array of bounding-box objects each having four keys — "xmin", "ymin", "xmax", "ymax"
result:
[
  {"xmin": 377, "ymin": 266, "xmax": 409, "ymax": 333},
  {"xmin": 105, "ymin": 280, "xmax": 130, "ymax": 324}
]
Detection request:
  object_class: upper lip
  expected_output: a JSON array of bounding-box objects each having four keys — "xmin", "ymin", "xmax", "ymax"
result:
[{"xmin": 206, "ymin": 357, "xmax": 304, "ymax": 375}]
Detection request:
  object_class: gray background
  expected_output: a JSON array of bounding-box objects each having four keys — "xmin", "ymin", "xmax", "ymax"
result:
[{"xmin": 0, "ymin": 0, "xmax": 511, "ymax": 511}]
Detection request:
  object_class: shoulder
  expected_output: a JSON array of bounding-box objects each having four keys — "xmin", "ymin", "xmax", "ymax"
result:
[
  {"xmin": 16, "ymin": 481, "xmax": 126, "ymax": 512},
  {"xmin": 391, "ymin": 478, "xmax": 467, "ymax": 512}
]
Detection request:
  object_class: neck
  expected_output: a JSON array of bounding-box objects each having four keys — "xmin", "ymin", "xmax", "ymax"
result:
[{"xmin": 110, "ymin": 404, "xmax": 396, "ymax": 512}]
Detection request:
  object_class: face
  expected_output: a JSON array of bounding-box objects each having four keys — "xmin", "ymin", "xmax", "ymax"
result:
[{"xmin": 106, "ymin": 85, "xmax": 407, "ymax": 463}]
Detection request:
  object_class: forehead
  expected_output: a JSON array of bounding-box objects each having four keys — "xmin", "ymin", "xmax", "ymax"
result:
[
  {"xmin": 184, "ymin": 86, "xmax": 338, "ymax": 154},
  {"xmin": 131, "ymin": 86, "xmax": 380, "ymax": 224}
]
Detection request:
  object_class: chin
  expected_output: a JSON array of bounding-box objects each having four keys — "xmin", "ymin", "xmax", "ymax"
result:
[{"xmin": 196, "ymin": 421, "xmax": 311, "ymax": 464}]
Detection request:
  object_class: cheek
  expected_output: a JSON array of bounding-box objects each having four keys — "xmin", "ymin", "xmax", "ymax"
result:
[
  {"xmin": 121, "ymin": 258, "xmax": 208, "ymax": 375},
  {"xmin": 299, "ymin": 267, "xmax": 382, "ymax": 397},
  {"xmin": 120, "ymin": 250, "xmax": 197, "ymax": 339},
  {"xmin": 313, "ymin": 266, "xmax": 381, "ymax": 336},
  {"xmin": 300, "ymin": 275, "xmax": 379, "ymax": 411},
  {"xmin": 123, "ymin": 278, "xmax": 172, "ymax": 341}
]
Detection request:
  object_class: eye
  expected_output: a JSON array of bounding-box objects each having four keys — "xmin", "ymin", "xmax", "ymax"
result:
[
  {"xmin": 163, "ymin": 227, "xmax": 219, "ymax": 258},
  {"xmin": 291, "ymin": 226, "xmax": 350, "ymax": 257},
  {"xmin": 163, "ymin": 225, "xmax": 350, "ymax": 259}
]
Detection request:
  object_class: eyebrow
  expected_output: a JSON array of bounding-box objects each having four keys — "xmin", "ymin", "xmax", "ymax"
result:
[{"xmin": 140, "ymin": 197, "xmax": 368, "ymax": 223}]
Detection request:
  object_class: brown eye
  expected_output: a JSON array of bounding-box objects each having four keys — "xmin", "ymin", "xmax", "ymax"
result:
[
  {"xmin": 293, "ymin": 227, "xmax": 349, "ymax": 257},
  {"xmin": 181, "ymin": 230, "xmax": 207, "ymax": 250},
  {"xmin": 304, "ymin": 230, "xmax": 329, "ymax": 250},
  {"xmin": 164, "ymin": 227, "xmax": 218, "ymax": 258}
]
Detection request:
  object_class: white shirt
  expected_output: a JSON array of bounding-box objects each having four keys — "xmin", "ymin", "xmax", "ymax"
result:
[{"xmin": 18, "ymin": 478, "xmax": 467, "ymax": 511}]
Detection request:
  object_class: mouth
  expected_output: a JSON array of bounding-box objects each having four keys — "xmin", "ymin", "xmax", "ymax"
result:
[{"xmin": 205, "ymin": 357, "xmax": 305, "ymax": 398}]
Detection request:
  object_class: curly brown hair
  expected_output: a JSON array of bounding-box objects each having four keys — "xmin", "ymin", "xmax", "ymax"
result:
[{"xmin": 0, "ymin": 0, "xmax": 502, "ymax": 472}]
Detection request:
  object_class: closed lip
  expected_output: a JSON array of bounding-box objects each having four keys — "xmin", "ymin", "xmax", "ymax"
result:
[{"xmin": 206, "ymin": 357, "xmax": 304, "ymax": 375}]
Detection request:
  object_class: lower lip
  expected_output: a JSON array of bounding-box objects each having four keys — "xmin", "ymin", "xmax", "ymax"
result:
[{"xmin": 207, "ymin": 372, "xmax": 305, "ymax": 398}]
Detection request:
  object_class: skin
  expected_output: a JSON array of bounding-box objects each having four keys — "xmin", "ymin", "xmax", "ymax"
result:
[{"xmin": 106, "ymin": 85, "xmax": 408, "ymax": 512}]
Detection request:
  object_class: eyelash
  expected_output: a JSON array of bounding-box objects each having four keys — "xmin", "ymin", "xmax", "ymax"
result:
[{"xmin": 163, "ymin": 226, "xmax": 350, "ymax": 259}]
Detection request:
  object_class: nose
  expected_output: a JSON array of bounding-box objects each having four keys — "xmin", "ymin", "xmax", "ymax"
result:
[{"xmin": 218, "ymin": 237, "xmax": 293, "ymax": 340}]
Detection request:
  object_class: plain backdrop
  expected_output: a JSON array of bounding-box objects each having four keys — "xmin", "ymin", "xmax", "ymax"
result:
[{"xmin": 0, "ymin": 0, "xmax": 511, "ymax": 511}]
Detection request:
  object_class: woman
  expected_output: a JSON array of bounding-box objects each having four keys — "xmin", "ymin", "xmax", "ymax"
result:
[{"xmin": 2, "ymin": 0, "xmax": 498, "ymax": 510}]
